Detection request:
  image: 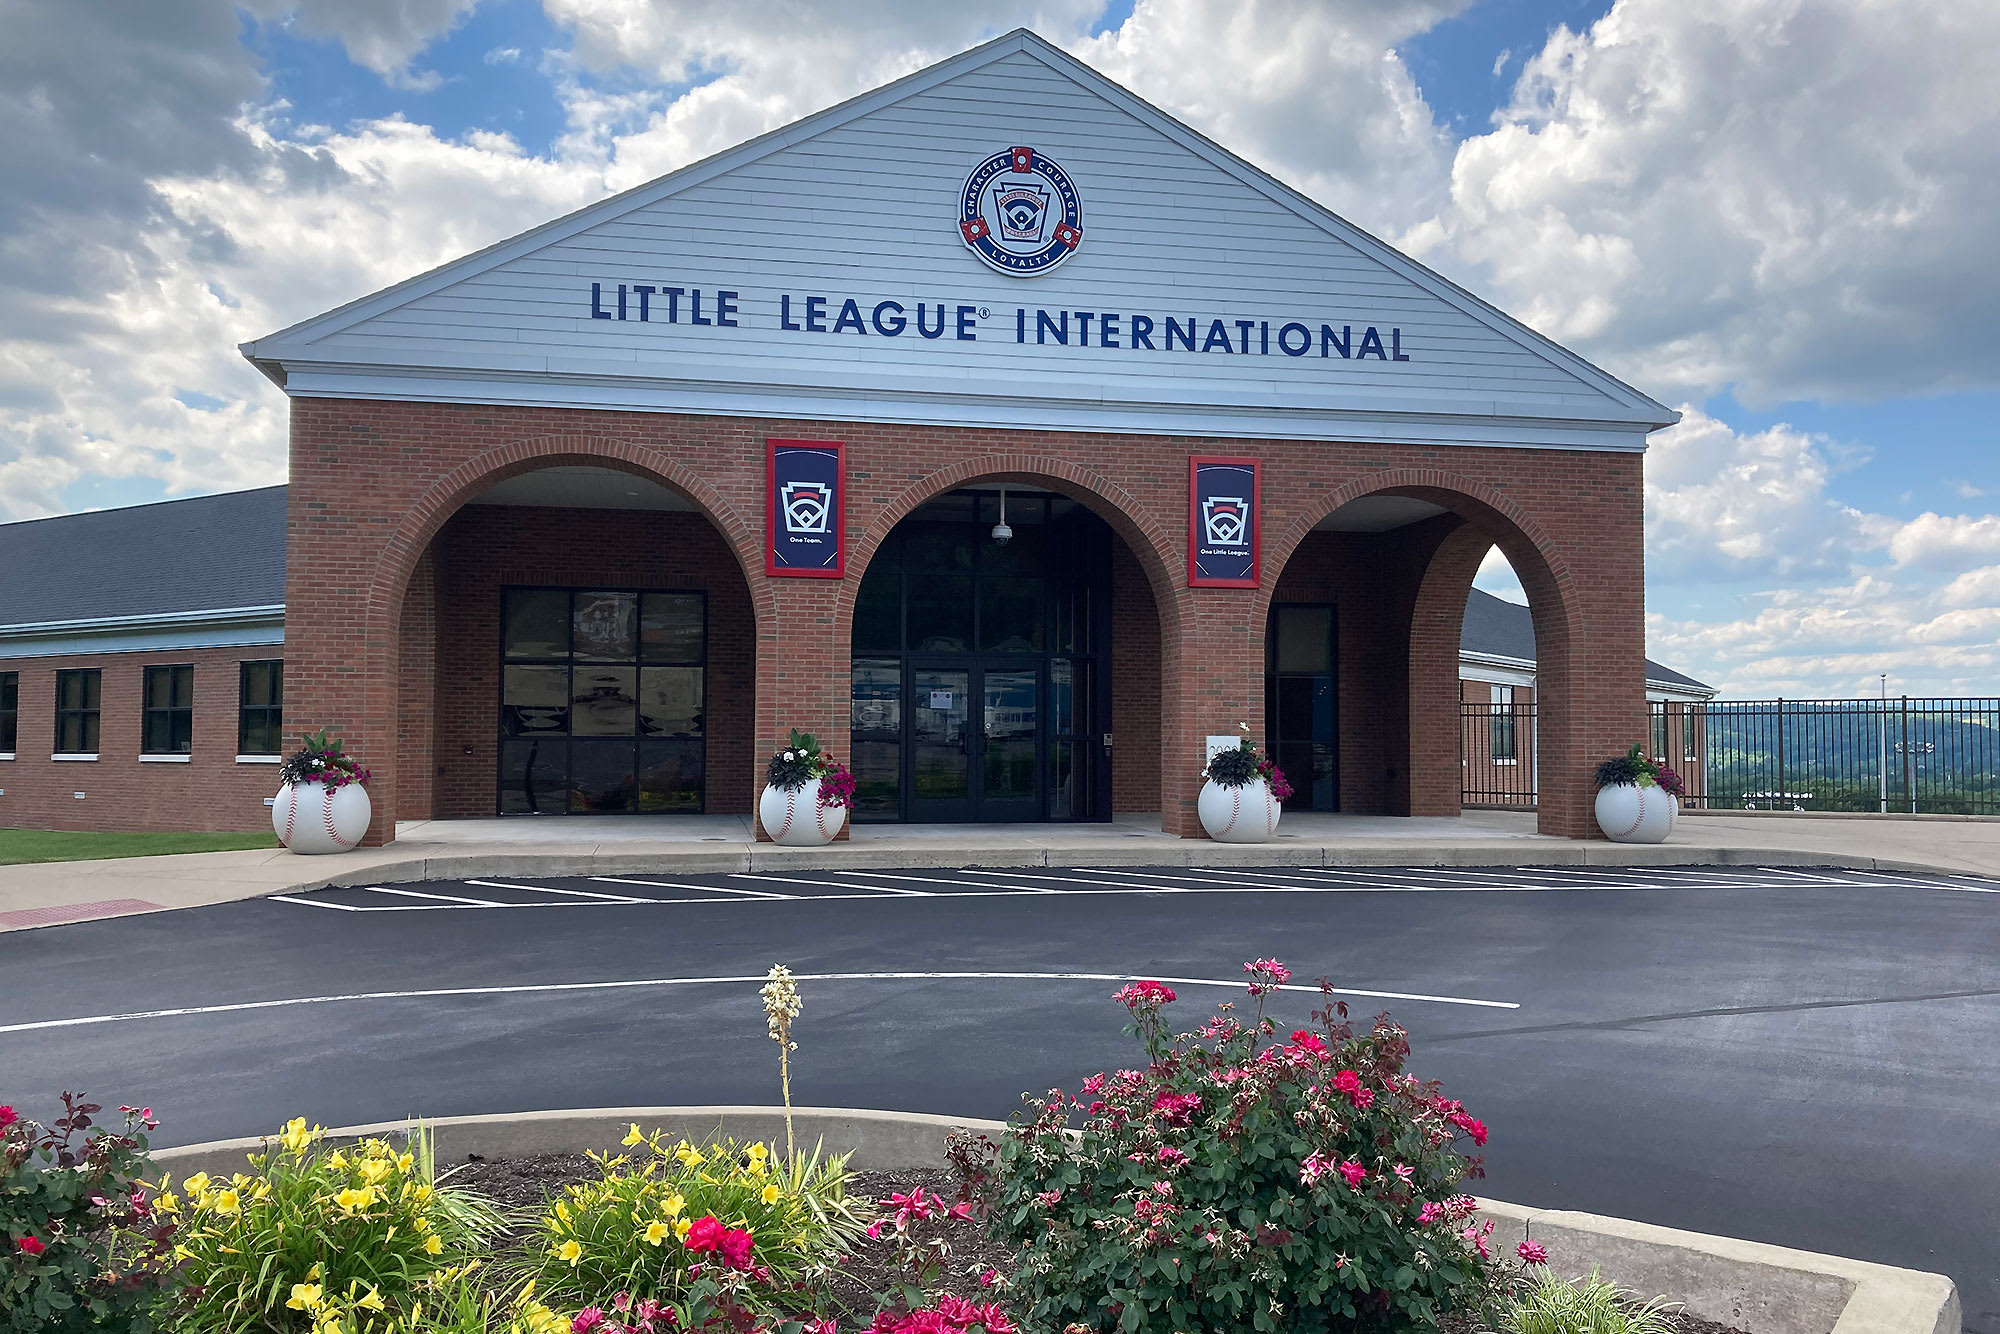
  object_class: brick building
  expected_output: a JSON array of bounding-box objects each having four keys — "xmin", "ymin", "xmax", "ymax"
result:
[{"xmin": 0, "ymin": 30, "xmax": 1690, "ymax": 843}]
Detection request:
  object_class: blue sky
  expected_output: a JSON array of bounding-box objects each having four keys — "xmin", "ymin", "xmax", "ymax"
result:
[{"xmin": 6, "ymin": 0, "xmax": 1997, "ymax": 698}]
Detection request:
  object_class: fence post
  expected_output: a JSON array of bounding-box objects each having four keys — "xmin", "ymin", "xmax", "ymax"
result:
[
  {"xmin": 1775, "ymin": 697, "xmax": 1786, "ymax": 806},
  {"xmin": 1902, "ymin": 695, "xmax": 1914, "ymax": 814}
]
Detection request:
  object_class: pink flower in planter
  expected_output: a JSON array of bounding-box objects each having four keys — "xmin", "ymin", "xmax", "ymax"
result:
[
  {"xmin": 1518, "ymin": 1239, "xmax": 1550, "ymax": 1265},
  {"xmin": 1337, "ymin": 1160, "xmax": 1368, "ymax": 1188}
]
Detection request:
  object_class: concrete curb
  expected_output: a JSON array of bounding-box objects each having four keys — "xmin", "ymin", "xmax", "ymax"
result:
[{"xmin": 154, "ymin": 1107, "xmax": 1958, "ymax": 1334}]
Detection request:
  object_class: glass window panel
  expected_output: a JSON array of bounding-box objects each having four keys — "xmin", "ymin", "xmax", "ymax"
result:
[
  {"xmin": 568, "ymin": 737, "xmax": 636, "ymax": 812},
  {"xmin": 639, "ymin": 667, "xmax": 704, "ymax": 736},
  {"xmin": 979, "ymin": 577, "xmax": 1043, "ymax": 653},
  {"xmin": 640, "ymin": 593, "xmax": 705, "ymax": 664},
  {"xmin": 504, "ymin": 590, "xmax": 570, "ymax": 659},
  {"xmin": 570, "ymin": 667, "xmax": 636, "ymax": 736},
  {"xmin": 908, "ymin": 572, "xmax": 973, "ymax": 653},
  {"xmin": 912, "ymin": 669, "xmax": 970, "ymax": 799},
  {"xmin": 572, "ymin": 592, "xmax": 638, "ymax": 662},
  {"xmin": 982, "ymin": 670, "xmax": 1038, "ymax": 802},
  {"xmin": 243, "ymin": 662, "xmax": 272, "ymax": 707},
  {"xmin": 904, "ymin": 525, "xmax": 975, "ymax": 571},
  {"xmin": 243, "ymin": 713, "xmax": 279, "ymax": 756},
  {"xmin": 503, "ymin": 666, "xmax": 570, "ymax": 737},
  {"xmin": 500, "ymin": 738, "xmax": 568, "ymax": 814},
  {"xmin": 852, "ymin": 566, "xmax": 902, "ymax": 653},
  {"xmin": 1, "ymin": 673, "xmax": 15, "ymax": 752},
  {"xmin": 1275, "ymin": 607, "xmax": 1333, "ymax": 673},
  {"xmin": 851, "ymin": 660, "xmax": 902, "ymax": 738},
  {"xmin": 638, "ymin": 737, "xmax": 704, "ymax": 812},
  {"xmin": 850, "ymin": 658, "xmax": 902, "ymax": 818},
  {"xmin": 1048, "ymin": 740, "xmax": 1076, "ymax": 819},
  {"xmin": 909, "ymin": 494, "xmax": 976, "ymax": 524},
  {"xmin": 1049, "ymin": 658, "xmax": 1074, "ymax": 736}
]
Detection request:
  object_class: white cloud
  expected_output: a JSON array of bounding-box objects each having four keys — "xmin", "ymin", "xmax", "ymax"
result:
[
  {"xmin": 238, "ymin": 0, "xmax": 481, "ymax": 81},
  {"xmin": 1421, "ymin": 0, "xmax": 2000, "ymax": 405},
  {"xmin": 483, "ymin": 46, "xmax": 522, "ymax": 65}
]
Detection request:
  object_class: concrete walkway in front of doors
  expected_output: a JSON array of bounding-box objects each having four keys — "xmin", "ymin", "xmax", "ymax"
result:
[{"xmin": 1, "ymin": 808, "xmax": 1994, "ymax": 932}]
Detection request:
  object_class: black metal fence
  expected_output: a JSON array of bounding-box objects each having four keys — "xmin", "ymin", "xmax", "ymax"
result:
[{"xmin": 1459, "ymin": 697, "xmax": 2000, "ymax": 815}]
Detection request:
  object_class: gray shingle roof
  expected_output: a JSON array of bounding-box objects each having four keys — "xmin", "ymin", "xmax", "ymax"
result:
[
  {"xmin": 1462, "ymin": 588, "xmax": 1710, "ymax": 692},
  {"xmin": 0, "ymin": 487, "xmax": 287, "ymax": 627}
]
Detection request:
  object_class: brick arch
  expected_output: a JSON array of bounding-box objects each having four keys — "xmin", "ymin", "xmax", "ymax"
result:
[
  {"xmin": 839, "ymin": 452, "xmax": 1184, "ymax": 641},
  {"xmin": 1262, "ymin": 466, "xmax": 1596, "ymax": 836},
  {"xmin": 368, "ymin": 433, "xmax": 771, "ymax": 635}
]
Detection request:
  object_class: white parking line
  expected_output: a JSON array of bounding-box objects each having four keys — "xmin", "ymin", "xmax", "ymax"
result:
[
  {"xmin": 464, "ymin": 880, "xmax": 649, "ymax": 904},
  {"xmin": 832, "ymin": 870, "xmax": 1061, "ymax": 893},
  {"xmin": 363, "ymin": 886, "xmax": 511, "ymax": 907},
  {"xmin": 730, "ymin": 873, "xmax": 930, "ymax": 895},
  {"xmin": 590, "ymin": 876, "xmax": 798, "ymax": 900},
  {"xmin": 0, "ymin": 969, "xmax": 1519, "ymax": 1037}
]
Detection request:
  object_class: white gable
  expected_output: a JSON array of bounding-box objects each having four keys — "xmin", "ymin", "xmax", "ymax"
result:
[{"xmin": 244, "ymin": 33, "xmax": 1675, "ymax": 451}]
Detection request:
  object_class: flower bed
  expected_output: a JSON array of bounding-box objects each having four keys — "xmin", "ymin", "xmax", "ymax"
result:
[{"xmin": 5, "ymin": 960, "xmax": 1772, "ymax": 1334}]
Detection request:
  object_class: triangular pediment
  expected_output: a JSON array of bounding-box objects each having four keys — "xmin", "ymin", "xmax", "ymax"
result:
[{"xmin": 244, "ymin": 31, "xmax": 1675, "ymax": 450}]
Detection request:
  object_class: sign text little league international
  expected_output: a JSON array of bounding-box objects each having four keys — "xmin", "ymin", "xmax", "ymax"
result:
[{"xmin": 585, "ymin": 281, "xmax": 1415, "ymax": 363}]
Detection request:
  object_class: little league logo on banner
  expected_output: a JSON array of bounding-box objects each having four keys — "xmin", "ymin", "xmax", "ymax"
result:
[
  {"xmin": 767, "ymin": 439, "xmax": 845, "ymax": 577},
  {"xmin": 1188, "ymin": 457, "xmax": 1261, "ymax": 587}
]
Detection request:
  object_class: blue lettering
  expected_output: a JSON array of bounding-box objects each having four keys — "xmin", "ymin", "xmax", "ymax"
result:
[
  {"xmin": 1235, "ymin": 320, "xmax": 1254, "ymax": 353},
  {"xmin": 1320, "ymin": 324, "xmax": 1351, "ymax": 358},
  {"xmin": 1037, "ymin": 310, "xmax": 1069, "ymax": 345},
  {"xmin": 955, "ymin": 305, "xmax": 978, "ymax": 341},
  {"xmin": 1202, "ymin": 319, "xmax": 1233, "ymax": 353},
  {"xmin": 873, "ymin": 301, "xmax": 907, "ymax": 336},
  {"xmin": 834, "ymin": 298, "xmax": 866, "ymax": 334},
  {"xmin": 632, "ymin": 284, "xmax": 655, "ymax": 322},
  {"xmin": 1016, "ymin": 308, "xmax": 1026, "ymax": 343},
  {"xmin": 1075, "ymin": 312, "xmax": 1095, "ymax": 345},
  {"xmin": 1166, "ymin": 318, "xmax": 1195, "ymax": 352},
  {"xmin": 716, "ymin": 290, "xmax": 739, "ymax": 328},
  {"xmin": 1392, "ymin": 327, "xmax": 1410, "ymax": 362},
  {"xmin": 617, "ymin": 283, "xmax": 628, "ymax": 321},
  {"xmin": 590, "ymin": 282, "xmax": 611, "ymax": 320},
  {"xmin": 917, "ymin": 302, "xmax": 945, "ymax": 339},
  {"xmin": 689, "ymin": 289, "xmax": 711, "ymax": 326},
  {"xmin": 1131, "ymin": 314, "xmax": 1156, "ymax": 350},
  {"xmin": 1358, "ymin": 326, "xmax": 1387, "ymax": 359},
  {"xmin": 1100, "ymin": 312, "xmax": 1120, "ymax": 348},
  {"xmin": 1278, "ymin": 322, "xmax": 1310, "ymax": 356},
  {"xmin": 1260, "ymin": 321, "xmax": 1269, "ymax": 355},
  {"xmin": 662, "ymin": 287, "xmax": 684, "ymax": 322},
  {"xmin": 805, "ymin": 295, "xmax": 828, "ymax": 333},
  {"xmin": 780, "ymin": 295, "xmax": 801, "ymax": 332}
]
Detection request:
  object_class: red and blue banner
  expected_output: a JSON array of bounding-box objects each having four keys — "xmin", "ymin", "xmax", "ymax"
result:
[
  {"xmin": 1188, "ymin": 456, "xmax": 1260, "ymax": 587},
  {"xmin": 767, "ymin": 439, "xmax": 845, "ymax": 578}
]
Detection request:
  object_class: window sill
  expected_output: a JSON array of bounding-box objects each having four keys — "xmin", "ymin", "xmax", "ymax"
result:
[
  {"xmin": 0, "ymin": 753, "xmax": 13, "ymax": 762},
  {"xmin": 51, "ymin": 753, "xmax": 98, "ymax": 762},
  {"xmin": 236, "ymin": 754, "xmax": 282, "ymax": 764},
  {"xmin": 139, "ymin": 754, "xmax": 193, "ymax": 764}
]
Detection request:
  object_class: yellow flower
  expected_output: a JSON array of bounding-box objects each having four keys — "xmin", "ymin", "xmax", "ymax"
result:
[
  {"xmin": 358, "ymin": 1159, "xmax": 392, "ymax": 1185},
  {"xmin": 154, "ymin": 1192, "xmax": 180, "ymax": 1214},
  {"xmin": 663, "ymin": 1193, "xmax": 685, "ymax": 1219},
  {"xmin": 334, "ymin": 1186, "xmax": 376, "ymax": 1213},
  {"xmin": 643, "ymin": 1220, "xmax": 671, "ymax": 1246},
  {"xmin": 674, "ymin": 1144, "xmax": 705, "ymax": 1169},
  {"xmin": 181, "ymin": 1172, "xmax": 211, "ymax": 1198},
  {"xmin": 396, "ymin": 1152, "xmax": 414, "ymax": 1173},
  {"xmin": 357, "ymin": 1286, "xmax": 386, "ymax": 1312},
  {"xmin": 424, "ymin": 1232, "xmax": 444, "ymax": 1256},
  {"xmin": 673, "ymin": 1218, "xmax": 692, "ymax": 1241},
  {"xmin": 213, "ymin": 1189, "xmax": 241, "ymax": 1214},
  {"xmin": 327, "ymin": 1151, "xmax": 349, "ymax": 1171},
  {"xmin": 554, "ymin": 1201, "xmax": 572, "ymax": 1227},
  {"xmin": 414, "ymin": 1215, "xmax": 433, "ymax": 1233},
  {"xmin": 555, "ymin": 1239, "xmax": 582, "ymax": 1267},
  {"xmin": 622, "ymin": 1123, "xmax": 645, "ymax": 1147},
  {"xmin": 286, "ymin": 1282, "xmax": 325, "ymax": 1311},
  {"xmin": 761, "ymin": 1184, "xmax": 781, "ymax": 1205}
]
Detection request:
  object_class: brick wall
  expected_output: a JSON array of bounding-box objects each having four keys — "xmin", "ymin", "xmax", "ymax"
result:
[
  {"xmin": 279, "ymin": 398, "xmax": 1646, "ymax": 843},
  {"xmin": 1110, "ymin": 540, "xmax": 1161, "ymax": 813},
  {"xmin": 0, "ymin": 645, "xmax": 285, "ymax": 832},
  {"xmin": 425, "ymin": 504, "xmax": 757, "ymax": 818}
]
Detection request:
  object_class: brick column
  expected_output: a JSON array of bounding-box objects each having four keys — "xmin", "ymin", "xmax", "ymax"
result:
[
  {"xmin": 753, "ymin": 576, "xmax": 849, "ymax": 838},
  {"xmin": 1406, "ymin": 521, "xmax": 1496, "ymax": 817},
  {"xmin": 1161, "ymin": 588, "xmax": 1264, "ymax": 837}
]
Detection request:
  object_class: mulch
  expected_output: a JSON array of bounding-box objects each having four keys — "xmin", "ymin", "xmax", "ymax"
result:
[{"xmin": 446, "ymin": 1153, "xmax": 1751, "ymax": 1333}]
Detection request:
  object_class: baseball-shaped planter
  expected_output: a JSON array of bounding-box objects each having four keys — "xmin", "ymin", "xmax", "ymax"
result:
[
  {"xmin": 759, "ymin": 778, "xmax": 847, "ymax": 846},
  {"xmin": 273, "ymin": 781, "xmax": 372, "ymax": 854},
  {"xmin": 1197, "ymin": 777, "xmax": 1283, "ymax": 843},
  {"xmin": 1594, "ymin": 782, "xmax": 1678, "ymax": 844}
]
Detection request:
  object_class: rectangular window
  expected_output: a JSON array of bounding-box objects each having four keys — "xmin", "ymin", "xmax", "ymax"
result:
[
  {"xmin": 1490, "ymin": 684, "xmax": 1518, "ymax": 762},
  {"xmin": 239, "ymin": 660, "xmax": 284, "ymax": 755},
  {"xmin": 142, "ymin": 665, "xmax": 195, "ymax": 754},
  {"xmin": 55, "ymin": 668, "xmax": 101, "ymax": 755},
  {"xmin": 1652, "ymin": 704, "xmax": 1670, "ymax": 762},
  {"xmin": 0, "ymin": 671, "xmax": 15, "ymax": 753}
]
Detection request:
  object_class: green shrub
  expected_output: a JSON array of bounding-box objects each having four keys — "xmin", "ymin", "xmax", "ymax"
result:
[
  {"xmin": 160, "ymin": 1118, "xmax": 506, "ymax": 1332},
  {"xmin": 518, "ymin": 1130, "xmax": 871, "ymax": 1314},
  {"xmin": 1, "ymin": 1096, "xmax": 177, "ymax": 1333},
  {"xmin": 977, "ymin": 961, "xmax": 1497, "ymax": 1334},
  {"xmin": 1500, "ymin": 1268, "xmax": 1678, "ymax": 1334}
]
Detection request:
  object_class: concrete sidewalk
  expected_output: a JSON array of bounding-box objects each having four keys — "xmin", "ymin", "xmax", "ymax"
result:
[{"xmin": 2, "ymin": 808, "xmax": 1995, "ymax": 931}]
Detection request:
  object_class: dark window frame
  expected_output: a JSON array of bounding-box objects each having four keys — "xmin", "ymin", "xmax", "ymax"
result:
[
  {"xmin": 55, "ymin": 668, "xmax": 101, "ymax": 755},
  {"xmin": 142, "ymin": 664, "xmax": 195, "ymax": 755},
  {"xmin": 238, "ymin": 659, "xmax": 284, "ymax": 756},
  {"xmin": 1490, "ymin": 684, "xmax": 1518, "ymax": 762},
  {"xmin": 1263, "ymin": 601, "xmax": 1340, "ymax": 811},
  {"xmin": 0, "ymin": 671, "xmax": 16, "ymax": 754}
]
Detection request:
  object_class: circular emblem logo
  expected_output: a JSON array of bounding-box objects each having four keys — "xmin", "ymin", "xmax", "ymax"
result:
[{"xmin": 958, "ymin": 145, "xmax": 1084, "ymax": 277}]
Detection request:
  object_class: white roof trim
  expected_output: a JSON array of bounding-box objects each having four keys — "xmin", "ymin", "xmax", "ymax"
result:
[
  {"xmin": 0, "ymin": 605, "xmax": 286, "ymax": 638},
  {"xmin": 241, "ymin": 30, "xmax": 1677, "ymax": 433}
]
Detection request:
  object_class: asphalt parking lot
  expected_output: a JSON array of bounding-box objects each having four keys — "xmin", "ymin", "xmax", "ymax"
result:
[{"xmin": 4, "ymin": 861, "xmax": 1998, "ymax": 1327}]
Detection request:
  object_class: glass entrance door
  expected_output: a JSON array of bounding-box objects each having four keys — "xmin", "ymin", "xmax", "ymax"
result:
[{"xmin": 906, "ymin": 662, "xmax": 1041, "ymax": 821}]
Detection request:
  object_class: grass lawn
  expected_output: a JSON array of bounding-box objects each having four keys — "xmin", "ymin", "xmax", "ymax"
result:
[{"xmin": 0, "ymin": 828, "xmax": 281, "ymax": 864}]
